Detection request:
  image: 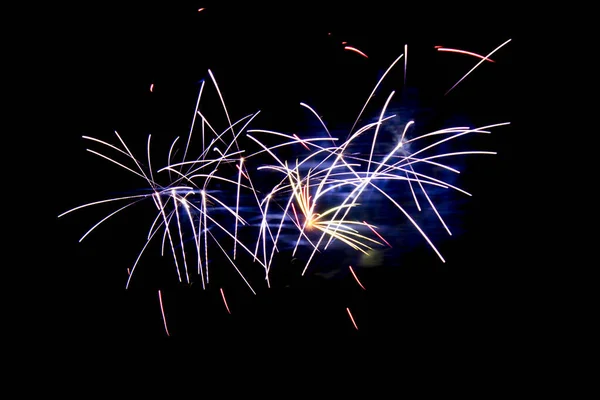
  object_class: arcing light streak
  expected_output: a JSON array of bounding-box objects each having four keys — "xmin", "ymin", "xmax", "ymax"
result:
[
  {"xmin": 349, "ymin": 265, "xmax": 366, "ymax": 290},
  {"xmin": 346, "ymin": 307, "xmax": 359, "ymax": 330},
  {"xmin": 158, "ymin": 290, "xmax": 170, "ymax": 336},
  {"xmin": 436, "ymin": 46, "xmax": 496, "ymax": 62},
  {"xmin": 344, "ymin": 46, "xmax": 369, "ymax": 58},
  {"xmin": 445, "ymin": 38, "xmax": 511, "ymax": 95}
]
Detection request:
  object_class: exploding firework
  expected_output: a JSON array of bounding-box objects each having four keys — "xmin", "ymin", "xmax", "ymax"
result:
[{"xmin": 58, "ymin": 29, "xmax": 511, "ymax": 335}]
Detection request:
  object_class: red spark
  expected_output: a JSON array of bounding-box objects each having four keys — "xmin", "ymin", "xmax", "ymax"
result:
[
  {"xmin": 344, "ymin": 46, "xmax": 368, "ymax": 59},
  {"xmin": 363, "ymin": 221, "xmax": 392, "ymax": 248},
  {"xmin": 349, "ymin": 266, "xmax": 366, "ymax": 290},
  {"xmin": 220, "ymin": 288, "xmax": 231, "ymax": 314},
  {"xmin": 293, "ymin": 133, "xmax": 311, "ymax": 150},
  {"xmin": 237, "ymin": 164, "xmax": 249, "ymax": 180},
  {"xmin": 346, "ymin": 307, "xmax": 359, "ymax": 330}
]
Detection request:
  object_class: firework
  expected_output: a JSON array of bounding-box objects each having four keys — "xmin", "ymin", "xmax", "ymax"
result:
[{"xmin": 59, "ymin": 35, "xmax": 510, "ymax": 334}]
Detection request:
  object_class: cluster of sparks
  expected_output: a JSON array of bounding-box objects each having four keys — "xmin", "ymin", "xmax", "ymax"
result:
[{"xmin": 59, "ymin": 35, "xmax": 510, "ymax": 334}]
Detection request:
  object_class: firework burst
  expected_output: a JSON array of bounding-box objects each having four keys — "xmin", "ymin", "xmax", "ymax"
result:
[{"xmin": 58, "ymin": 33, "xmax": 511, "ymax": 335}]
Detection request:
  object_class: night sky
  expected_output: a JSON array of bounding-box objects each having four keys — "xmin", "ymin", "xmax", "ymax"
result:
[{"xmin": 44, "ymin": 4, "xmax": 521, "ymax": 356}]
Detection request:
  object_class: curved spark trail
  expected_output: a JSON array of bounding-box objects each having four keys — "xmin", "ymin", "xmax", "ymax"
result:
[
  {"xmin": 158, "ymin": 290, "xmax": 170, "ymax": 336},
  {"xmin": 344, "ymin": 46, "xmax": 369, "ymax": 58},
  {"xmin": 346, "ymin": 307, "xmax": 359, "ymax": 330},
  {"xmin": 349, "ymin": 266, "xmax": 366, "ymax": 290},
  {"xmin": 436, "ymin": 46, "xmax": 496, "ymax": 62},
  {"xmin": 220, "ymin": 288, "xmax": 231, "ymax": 314}
]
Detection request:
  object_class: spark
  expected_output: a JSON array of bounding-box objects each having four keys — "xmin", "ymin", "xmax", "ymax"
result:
[
  {"xmin": 78, "ymin": 200, "xmax": 140, "ymax": 243},
  {"xmin": 344, "ymin": 46, "xmax": 368, "ymax": 58},
  {"xmin": 362, "ymin": 222, "xmax": 392, "ymax": 248},
  {"xmin": 181, "ymin": 194, "xmax": 205, "ymax": 289},
  {"xmin": 154, "ymin": 192, "xmax": 182, "ymax": 283},
  {"xmin": 367, "ymin": 91, "xmax": 396, "ymax": 175},
  {"xmin": 181, "ymin": 80, "xmax": 205, "ymax": 174},
  {"xmin": 346, "ymin": 307, "xmax": 359, "ymax": 330},
  {"xmin": 436, "ymin": 47, "xmax": 496, "ymax": 62},
  {"xmin": 291, "ymin": 202, "xmax": 302, "ymax": 228},
  {"xmin": 208, "ymin": 69, "xmax": 238, "ymax": 150},
  {"xmin": 158, "ymin": 289, "xmax": 170, "ymax": 336},
  {"xmin": 445, "ymin": 38, "xmax": 511, "ymax": 95},
  {"xmin": 293, "ymin": 134, "xmax": 311, "ymax": 150},
  {"xmin": 147, "ymin": 135, "xmax": 155, "ymax": 185},
  {"xmin": 58, "ymin": 194, "xmax": 150, "ymax": 218},
  {"xmin": 349, "ymin": 266, "xmax": 366, "ymax": 290},
  {"xmin": 371, "ymin": 183, "xmax": 446, "ymax": 263},
  {"xmin": 236, "ymin": 163, "xmax": 249, "ymax": 180},
  {"xmin": 349, "ymin": 52, "xmax": 404, "ymax": 136},
  {"xmin": 404, "ymin": 44, "xmax": 407, "ymax": 85},
  {"xmin": 85, "ymin": 149, "xmax": 148, "ymax": 181},
  {"xmin": 234, "ymin": 158, "xmax": 243, "ymax": 259},
  {"xmin": 300, "ymin": 102, "xmax": 332, "ymax": 138},
  {"xmin": 220, "ymin": 288, "xmax": 231, "ymax": 314},
  {"xmin": 202, "ymin": 190, "xmax": 209, "ymax": 282},
  {"xmin": 172, "ymin": 191, "xmax": 191, "ymax": 283}
]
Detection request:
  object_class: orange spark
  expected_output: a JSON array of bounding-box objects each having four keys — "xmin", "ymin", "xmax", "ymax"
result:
[
  {"xmin": 220, "ymin": 288, "xmax": 231, "ymax": 314},
  {"xmin": 349, "ymin": 266, "xmax": 366, "ymax": 290},
  {"xmin": 346, "ymin": 307, "xmax": 359, "ymax": 330},
  {"xmin": 150, "ymin": 83, "xmax": 154, "ymax": 92},
  {"xmin": 344, "ymin": 46, "xmax": 368, "ymax": 58},
  {"xmin": 198, "ymin": 8, "xmax": 205, "ymax": 12}
]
